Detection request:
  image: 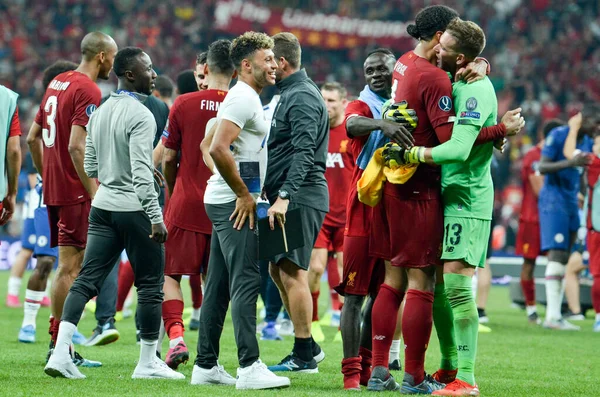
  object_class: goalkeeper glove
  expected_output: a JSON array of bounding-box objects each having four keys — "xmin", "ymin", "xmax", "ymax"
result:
[
  {"xmin": 383, "ymin": 100, "xmax": 418, "ymax": 131},
  {"xmin": 383, "ymin": 143, "xmax": 425, "ymax": 166}
]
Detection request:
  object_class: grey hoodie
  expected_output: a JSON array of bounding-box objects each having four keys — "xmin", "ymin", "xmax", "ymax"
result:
[{"xmin": 85, "ymin": 91, "xmax": 162, "ymax": 224}]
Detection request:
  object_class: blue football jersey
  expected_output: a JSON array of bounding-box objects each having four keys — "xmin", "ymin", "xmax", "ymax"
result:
[{"xmin": 539, "ymin": 125, "xmax": 593, "ymax": 209}]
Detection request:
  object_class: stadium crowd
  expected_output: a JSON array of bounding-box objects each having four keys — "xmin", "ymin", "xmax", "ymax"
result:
[
  {"xmin": 1, "ymin": 0, "xmax": 599, "ymax": 394},
  {"xmin": 1, "ymin": 0, "xmax": 599, "ymax": 252}
]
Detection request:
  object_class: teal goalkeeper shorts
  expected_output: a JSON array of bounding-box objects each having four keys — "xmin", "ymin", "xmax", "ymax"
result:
[{"xmin": 441, "ymin": 217, "xmax": 491, "ymax": 268}]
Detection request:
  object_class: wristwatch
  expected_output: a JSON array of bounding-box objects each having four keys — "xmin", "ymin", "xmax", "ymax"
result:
[{"xmin": 278, "ymin": 189, "xmax": 290, "ymax": 200}]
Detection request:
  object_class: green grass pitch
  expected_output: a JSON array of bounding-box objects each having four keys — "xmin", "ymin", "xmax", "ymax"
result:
[{"xmin": 0, "ymin": 271, "xmax": 596, "ymax": 396}]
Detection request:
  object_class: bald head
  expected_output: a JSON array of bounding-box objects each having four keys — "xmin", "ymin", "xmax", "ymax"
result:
[{"xmin": 81, "ymin": 32, "xmax": 117, "ymax": 61}]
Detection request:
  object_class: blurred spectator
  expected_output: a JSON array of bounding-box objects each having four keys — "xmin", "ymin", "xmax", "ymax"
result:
[{"xmin": 0, "ymin": 0, "xmax": 598, "ymax": 251}]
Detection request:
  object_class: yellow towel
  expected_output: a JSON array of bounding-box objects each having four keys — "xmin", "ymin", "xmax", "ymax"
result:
[{"xmin": 357, "ymin": 147, "xmax": 418, "ymax": 207}]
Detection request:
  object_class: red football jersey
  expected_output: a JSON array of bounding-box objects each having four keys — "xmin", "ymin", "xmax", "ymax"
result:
[
  {"xmin": 587, "ymin": 156, "xmax": 600, "ymax": 230},
  {"xmin": 35, "ymin": 71, "xmax": 101, "ymax": 205},
  {"xmin": 9, "ymin": 108, "xmax": 21, "ymax": 137},
  {"xmin": 343, "ymin": 99, "xmax": 372, "ymax": 237},
  {"xmin": 389, "ymin": 51, "xmax": 455, "ymax": 199},
  {"xmin": 163, "ymin": 89, "xmax": 227, "ymax": 234},
  {"xmin": 323, "ymin": 122, "xmax": 354, "ymax": 227},
  {"xmin": 519, "ymin": 146, "xmax": 542, "ymax": 223}
]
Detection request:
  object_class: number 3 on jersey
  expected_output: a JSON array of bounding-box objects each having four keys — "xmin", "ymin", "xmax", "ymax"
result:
[{"xmin": 42, "ymin": 95, "xmax": 58, "ymax": 147}]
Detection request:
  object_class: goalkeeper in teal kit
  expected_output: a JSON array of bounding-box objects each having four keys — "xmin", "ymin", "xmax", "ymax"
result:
[{"xmin": 384, "ymin": 18, "xmax": 524, "ymax": 396}]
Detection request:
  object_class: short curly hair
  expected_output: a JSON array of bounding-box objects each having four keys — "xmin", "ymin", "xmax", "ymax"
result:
[
  {"xmin": 406, "ymin": 5, "xmax": 459, "ymax": 41},
  {"xmin": 445, "ymin": 18, "xmax": 486, "ymax": 60},
  {"xmin": 230, "ymin": 31, "xmax": 274, "ymax": 70},
  {"xmin": 42, "ymin": 60, "xmax": 77, "ymax": 88}
]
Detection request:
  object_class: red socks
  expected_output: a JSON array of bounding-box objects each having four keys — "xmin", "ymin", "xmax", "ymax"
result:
[
  {"xmin": 520, "ymin": 278, "xmax": 536, "ymax": 306},
  {"xmin": 117, "ymin": 260, "xmax": 134, "ymax": 312},
  {"xmin": 341, "ymin": 356, "xmax": 362, "ymax": 390},
  {"xmin": 371, "ymin": 284, "xmax": 404, "ymax": 368},
  {"xmin": 359, "ymin": 346, "xmax": 373, "ymax": 386},
  {"xmin": 49, "ymin": 317, "xmax": 59, "ymax": 344},
  {"xmin": 162, "ymin": 299, "xmax": 185, "ymax": 339},
  {"xmin": 593, "ymin": 276, "xmax": 600, "ymax": 313},
  {"xmin": 189, "ymin": 274, "xmax": 203, "ymax": 309},
  {"xmin": 311, "ymin": 291, "xmax": 320, "ymax": 322},
  {"xmin": 327, "ymin": 255, "xmax": 342, "ymax": 310},
  {"xmin": 403, "ymin": 289, "xmax": 434, "ymax": 385}
]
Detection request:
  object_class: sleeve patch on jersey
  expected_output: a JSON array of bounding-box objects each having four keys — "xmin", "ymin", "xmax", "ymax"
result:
[
  {"xmin": 457, "ymin": 119, "xmax": 479, "ymax": 126},
  {"xmin": 438, "ymin": 96, "xmax": 453, "ymax": 112},
  {"xmin": 162, "ymin": 130, "xmax": 169, "ymax": 138},
  {"xmin": 546, "ymin": 136, "xmax": 553, "ymax": 147},
  {"xmin": 460, "ymin": 111, "xmax": 480, "ymax": 119},
  {"xmin": 85, "ymin": 104, "xmax": 97, "ymax": 117},
  {"xmin": 466, "ymin": 97, "xmax": 478, "ymax": 111},
  {"xmin": 532, "ymin": 161, "xmax": 540, "ymax": 173}
]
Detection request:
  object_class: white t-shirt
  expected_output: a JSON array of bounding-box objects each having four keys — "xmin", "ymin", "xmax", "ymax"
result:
[{"xmin": 204, "ymin": 81, "xmax": 269, "ymax": 204}]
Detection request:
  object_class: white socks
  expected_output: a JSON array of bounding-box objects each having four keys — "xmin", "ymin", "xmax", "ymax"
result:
[
  {"xmin": 389, "ymin": 339, "xmax": 401, "ymax": 362},
  {"xmin": 22, "ymin": 289, "xmax": 45, "ymax": 328},
  {"xmin": 170, "ymin": 336, "xmax": 183, "ymax": 349},
  {"xmin": 192, "ymin": 308, "xmax": 201, "ymax": 321},
  {"xmin": 55, "ymin": 321, "xmax": 76, "ymax": 359},
  {"xmin": 596, "ymin": 313, "xmax": 600, "ymax": 322},
  {"xmin": 545, "ymin": 261, "xmax": 565, "ymax": 322},
  {"xmin": 8, "ymin": 276, "xmax": 22, "ymax": 296},
  {"xmin": 139, "ymin": 339, "xmax": 158, "ymax": 366},
  {"xmin": 526, "ymin": 305, "xmax": 537, "ymax": 316}
]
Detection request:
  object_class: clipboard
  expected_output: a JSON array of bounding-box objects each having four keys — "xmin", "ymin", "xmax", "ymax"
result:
[{"xmin": 258, "ymin": 208, "xmax": 304, "ymax": 260}]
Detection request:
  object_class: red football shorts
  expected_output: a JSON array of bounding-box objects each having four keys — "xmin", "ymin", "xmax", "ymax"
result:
[
  {"xmin": 314, "ymin": 222, "xmax": 344, "ymax": 252},
  {"xmin": 335, "ymin": 235, "xmax": 384, "ymax": 296},
  {"xmin": 369, "ymin": 193, "xmax": 443, "ymax": 268},
  {"xmin": 515, "ymin": 220, "xmax": 542, "ymax": 261},
  {"xmin": 588, "ymin": 230, "xmax": 600, "ymax": 277},
  {"xmin": 164, "ymin": 222, "xmax": 210, "ymax": 276},
  {"xmin": 47, "ymin": 200, "xmax": 91, "ymax": 249}
]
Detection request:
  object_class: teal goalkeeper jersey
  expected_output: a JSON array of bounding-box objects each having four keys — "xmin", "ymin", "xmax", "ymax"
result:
[{"xmin": 438, "ymin": 77, "xmax": 498, "ymax": 220}]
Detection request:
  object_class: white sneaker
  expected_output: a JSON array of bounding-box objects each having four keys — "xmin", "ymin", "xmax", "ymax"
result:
[
  {"xmin": 45, "ymin": 354, "xmax": 86, "ymax": 379},
  {"xmin": 132, "ymin": 357, "xmax": 185, "ymax": 379},
  {"xmin": 543, "ymin": 318, "xmax": 581, "ymax": 331},
  {"xmin": 278, "ymin": 319, "xmax": 294, "ymax": 336},
  {"xmin": 236, "ymin": 360, "xmax": 291, "ymax": 390},
  {"xmin": 191, "ymin": 364, "xmax": 236, "ymax": 385}
]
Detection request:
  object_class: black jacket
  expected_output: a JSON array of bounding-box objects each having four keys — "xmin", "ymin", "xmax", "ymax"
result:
[{"xmin": 264, "ymin": 69, "xmax": 329, "ymax": 212}]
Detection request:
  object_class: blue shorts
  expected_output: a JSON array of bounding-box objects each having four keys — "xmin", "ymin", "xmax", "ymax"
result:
[
  {"xmin": 33, "ymin": 207, "xmax": 58, "ymax": 259},
  {"xmin": 539, "ymin": 204, "xmax": 579, "ymax": 252},
  {"xmin": 20, "ymin": 218, "xmax": 36, "ymax": 251}
]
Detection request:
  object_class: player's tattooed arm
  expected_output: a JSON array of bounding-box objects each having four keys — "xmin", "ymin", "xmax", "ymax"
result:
[{"xmin": 26, "ymin": 122, "xmax": 44, "ymax": 175}]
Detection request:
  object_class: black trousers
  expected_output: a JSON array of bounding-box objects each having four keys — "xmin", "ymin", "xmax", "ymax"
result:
[
  {"xmin": 62, "ymin": 207, "xmax": 165, "ymax": 340},
  {"xmin": 196, "ymin": 201, "xmax": 260, "ymax": 369}
]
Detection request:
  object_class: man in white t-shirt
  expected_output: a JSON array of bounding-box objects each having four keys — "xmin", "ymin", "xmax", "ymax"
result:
[{"xmin": 193, "ymin": 32, "xmax": 290, "ymax": 391}]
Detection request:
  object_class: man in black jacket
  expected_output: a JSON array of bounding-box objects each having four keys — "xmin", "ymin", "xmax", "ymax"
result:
[{"xmin": 265, "ymin": 32, "xmax": 328, "ymax": 373}]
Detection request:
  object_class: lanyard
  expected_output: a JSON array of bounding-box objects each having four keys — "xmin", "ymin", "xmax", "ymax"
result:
[{"xmin": 116, "ymin": 89, "xmax": 139, "ymax": 100}]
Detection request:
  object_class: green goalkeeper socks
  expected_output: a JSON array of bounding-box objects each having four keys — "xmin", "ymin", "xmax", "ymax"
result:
[
  {"xmin": 444, "ymin": 273, "xmax": 478, "ymax": 385},
  {"xmin": 433, "ymin": 283, "xmax": 458, "ymax": 371}
]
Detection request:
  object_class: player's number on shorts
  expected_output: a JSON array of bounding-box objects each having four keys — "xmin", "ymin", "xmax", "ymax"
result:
[
  {"xmin": 42, "ymin": 95, "xmax": 58, "ymax": 147},
  {"xmin": 445, "ymin": 223, "xmax": 462, "ymax": 246}
]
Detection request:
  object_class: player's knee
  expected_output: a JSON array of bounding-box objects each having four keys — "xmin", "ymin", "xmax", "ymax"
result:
[
  {"xmin": 548, "ymin": 250, "xmax": 569, "ymax": 264},
  {"xmin": 545, "ymin": 260, "xmax": 566, "ymax": 278},
  {"xmin": 35, "ymin": 257, "xmax": 55, "ymax": 279}
]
